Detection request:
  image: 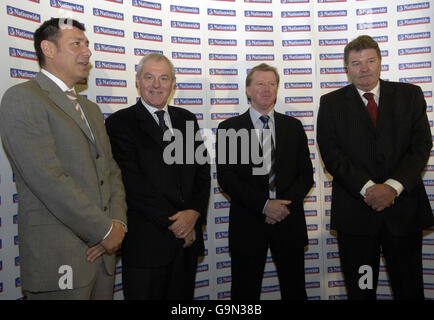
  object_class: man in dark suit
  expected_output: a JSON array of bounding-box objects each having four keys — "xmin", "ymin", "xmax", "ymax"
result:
[
  {"xmin": 0, "ymin": 18, "xmax": 127, "ymax": 299},
  {"xmin": 105, "ymin": 53, "xmax": 210, "ymax": 299},
  {"xmin": 317, "ymin": 35, "xmax": 433, "ymax": 300},
  {"xmin": 216, "ymin": 63, "xmax": 314, "ymax": 300}
]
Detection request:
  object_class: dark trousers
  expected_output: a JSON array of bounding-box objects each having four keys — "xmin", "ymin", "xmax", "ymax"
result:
[
  {"xmin": 230, "ymin": 244, "xmax": 307, "ymax": 300},
  {"xmin": 337, "ymin": 225, "xmax": 424, "ymax": 300},
  {"xmin": 122, "ymin": 248, "xmax": 197, "ymax": 300}
]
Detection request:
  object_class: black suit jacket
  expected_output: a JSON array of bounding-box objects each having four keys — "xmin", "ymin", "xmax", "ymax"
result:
[
  {"xmin": 317, "ymin": 79, "xmax": 433, "ymax": 236},
  {"xmin": 106, "ymin": 101, "xmax": 210, "ymax": 268},
  {"xmin": 216, "ymin": 109, "xmax": 314, "ymax": 256}
]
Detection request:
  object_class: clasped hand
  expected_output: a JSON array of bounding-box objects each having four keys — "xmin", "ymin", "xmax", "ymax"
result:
[{"xmin": 364, "ymin": 184, "xmax": 397, "ymax": 212}]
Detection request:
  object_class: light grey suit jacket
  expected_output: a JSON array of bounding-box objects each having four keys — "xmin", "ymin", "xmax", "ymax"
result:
[{"xmin": 0, "ymin": 72, "xmax": 127, "ymax": 293}]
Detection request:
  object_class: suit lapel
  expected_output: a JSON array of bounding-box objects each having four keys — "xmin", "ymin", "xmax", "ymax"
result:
[
  {"xmin": 376, "ymin": 79, "xmax": 394, "ymax": 133},
  {"xmin": 135, "ymin": 99, "xmax": 165, "ymax": 149},
  {"xmin": 35, "ymin": 72, "xmax": 95, "ymax": 143},
  {"xmin": 345, "ymin": 84, "xmax": 376, "ymax": 134}
]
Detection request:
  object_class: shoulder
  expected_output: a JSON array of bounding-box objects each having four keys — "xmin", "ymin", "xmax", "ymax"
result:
[
  {"xmin": 217, "ymin": 111, "xmax": 248, "ymax": 129},
  {"xmin": 105, "ymin": 104, "xmax": 137, "ymax": 125}
]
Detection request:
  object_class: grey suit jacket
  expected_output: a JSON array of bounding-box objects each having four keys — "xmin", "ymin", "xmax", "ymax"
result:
[{"xmin": 0, "ymin": 72, "xmax": 127, "ymax": 292}]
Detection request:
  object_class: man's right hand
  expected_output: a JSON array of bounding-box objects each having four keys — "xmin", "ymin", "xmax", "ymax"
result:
[
  {"xmin": 100, "ymin": 221, "xmax": 127, "ymax": 255},
  {"xmin": 264, "ymin": 199, "xmax": 291, "ymax": 224}
]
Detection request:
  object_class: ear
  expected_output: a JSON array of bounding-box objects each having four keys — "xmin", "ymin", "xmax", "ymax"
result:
[
  {"xmin": 40, "ymin": 40, "xmax": 57, "ymax": 60},
  {"xmin": 171, "ymin": 76, "xmax": 176, "ymax": 91}
]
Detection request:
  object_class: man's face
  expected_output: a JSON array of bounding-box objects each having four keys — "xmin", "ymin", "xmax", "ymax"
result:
[
  {"xmin": 136, "ymin": 59, "xmax": 176, "ymax": 109},
  {"xmin": 246, "ymin": 71, "xmax": 278, "ymax": 114},
  {"xmin": 346, "ymin": 48, "xmax": 381, "ymax": 92},
  {"xmin": 50, "ymin": 26, "xmax": 91, "ymax": 88}
]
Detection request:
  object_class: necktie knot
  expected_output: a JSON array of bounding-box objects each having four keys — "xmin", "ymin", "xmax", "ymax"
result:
[
  {"xmin": 65, "ymin": 90, "xmax": 78, "ymax": 101},
  {"xmin": 259, "ymin": 115, "xmax": 270, "ymax": 129},
  {"xmin": 155, "ymin": 110, "xmax": 169, "ymax": 134},
  {"xmin": 363, "ymin": 92, "xmax": 375, "ymax": 102}
]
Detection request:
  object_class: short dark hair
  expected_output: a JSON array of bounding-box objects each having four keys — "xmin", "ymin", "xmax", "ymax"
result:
[
  {"xmin": 34, "ymin": 18, "xmax": 85, "ymax": 67},
  {"xmin": 344, "ymin": 35, "xmax": 381, "ymax": 67},
  {"xmin": 246, "ymin": 63, "xmax": 280, "ymax": 87}
]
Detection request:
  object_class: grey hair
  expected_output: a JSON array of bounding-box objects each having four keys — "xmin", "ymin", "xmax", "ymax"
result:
[{"xmin": 136, "ymin": 52, "xmax": 175, "ymax": 79}]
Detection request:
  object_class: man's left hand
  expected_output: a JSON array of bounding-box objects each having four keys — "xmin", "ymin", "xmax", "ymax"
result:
[
  {"xmin": 364, "ymin": 184, "xmax": 397, "ymax": 212},
  {"xmin": 168, "ymin": 209, "xmax": 200, "ymax": 239}
]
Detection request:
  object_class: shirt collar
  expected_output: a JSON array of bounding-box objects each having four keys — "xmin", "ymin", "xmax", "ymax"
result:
[
  {"xmin": 41, "ymin": 69, "xmax": 73, "ymax": 93},
  {"xmin": 140, "ymin": 97, "xmax": 168, "ymax": 115},
  {"xmin": 357, "ymin": 80, "xmax": 380, "ymax": 100},
  {"xmin": 249, "ymin": 107, "xmax": 275, "ymax": 126}
]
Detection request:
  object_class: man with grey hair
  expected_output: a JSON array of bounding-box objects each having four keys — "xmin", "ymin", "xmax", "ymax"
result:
[{"xmin": 105, "ymin": 53, "xmax": 210, "ymax": 299}]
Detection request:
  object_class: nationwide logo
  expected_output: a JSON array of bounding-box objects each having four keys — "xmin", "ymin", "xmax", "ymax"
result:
[
  {"xmin": 245, "ymin": 0, "xmax": 272, "ymax": 2},
  {"xmin": 319, "ymin": 24, "xmax": 348, "ymax": 32},
  {"xmin": 281, "ymin": 11, "xmax": 310, "ymax": 18},
  {"xmin": 173, "ymin": 98, "xmax": 203, "ymax": 105},
  {"xmin": 285, "ymin": 82, "xmax": 312, "ymax": 89},
  {"xmin": 398, "ymin": 46, "xmax": 431, "ymax": 55},
  {"xmin": 283, "ymin": 54, "xmax": 312, "ymax": 61},
  {"xmin": 195, "ymin": 280, "xmax": 209, "ymax": 288},
  {"xmin": 216, "ymin": 246, "xmax": 229, "ymax": 254},
  {"xmin": 9, "ymin": 48, "xmax": 37, "ymax": 61},
  {"xmin": 210, "ymin": 98, "xmax": 239, "ymax": 105},
  {"xmin": 207, "ymin": 8, "xmax": 236, "ymax": 16},
  {"xmin": 209, "ymin": 68, "xmax": 238, "ymax": 76},
  {"xmin": 318, "ymin": 0, "xmax": 347, "ymax": 2},
  {"xmin": 13, "ymin": 193, "xmax": 19, "ymax": 203},
  {"xmin": 211, "ymin": 113, "xmax": 239, "ymax": 120},
  {"xmin": 286, "ymin": 111, "xmax": 314, "ymax": 117},
  {"xmin": 397, "ymin": 2, "xmax": 430, "ymax": 12},
  {"xmin": 50, "ymin": 0, "xmax": 84, "ymax": 13},
  {"xmin": 319, "ymin": 39, "xmax": 348, "ymax": 46},
  {"xmin": 246, "ymin": 54, "xmax": 274, "ymax": 61},
  {"xmin": 171, "ymin": 21, "xmax": 200, "ymax": 29},
  {"xmin": 284, "ymin": 68, "xmax": 312, "ymax": 75},
  {"xmin": 134, "ymin": 48, "xmax": 163, "ymax": 56},
  {"xmin": 133, "ymin": 15, "xmax": 162, "ymax": 26},
  {"xmin": 318, "ymin": 10, "xmax": 347, "ymax": 17},
  {"xmin": 96, "ymin": 78, "xmax": 127, "ymax": 87},
  {"xmin": 305, "ymin": 252, "xmax": 319, "ymax": 260},
  {"xmin": 213, "ymin": 187, "xmax": 222, "ymax": 194},
  {"xmin": 172, "ymin": 52, "xmax": 201, "ymax": 60},
  {"xmin": 263, "ymin": 270, "xmax": 277, "ymax": 278},
  {"xmin": 307, "ymin": 224, "xmax": 318, "ymax": 231},
  {"xmin": 328, "ymin": 280, "xmax": 345, "ymax": 288},
  {"xmin": 132, "ymin": 0, "xmax": 161, "ymax": 10},
  {"xmin": 372, "ymin": 35, "xmax": 388, "ymax": 43},
  {"xmin": 424, "ymin": 91, "xmax": 433, "ymax": 97},
  {"xmin": 216, "ymin": 261, "xmax": 231, "ymax": 271},
  {"xmin": 208, "ymin": 24, "xmax": 237, "ymax": 31},
  {"xmin": 217, "ymin": 291, "xmax": 230, "ymax": 300},
  {"xmin": 209, "ymin": 53, "xmax": 237, "ymax": 61},
  {"xmin": 175, "ymin": 67, "xmax": 202, "ymax": 75},
  {"xmin": 93, "ymin": 8, "xmax": 124, "ymax": 20},
  {"xmin": 356, "ymin": 6, "xmax": 387, "ymax": 15},
  {"xmin": 262, "ymin": 285, "xmax": 280, "ymax": 293},
  {"xmin": 321, "ymin": 81, "xmax": 349, "ymax": 88},
  {"xmin": 208, "ymin": 38, "xmax": 237, "ymax": 46},
  {"xmin": 7, "ymin": 6, "xmax": 40, "ymax": 22},
  {"xmin": 398, "ymin": 32, "xmax": 430, "ymax": 41},
  {"xmin": 282, "ymin": 39, "xmax": 311, "ymax": 46},
  {"xmin": 245, "ymin": 10, "xmax": 273, "ymax": 18},
  {"xmin": 327, "ymin": 252, "xmax": 340, "ymax": 259},
  {"xmin": 320, "ymin": 67, "xmax": 346, "ymax": 74},
  {"xmin": 357, "ymin": 21, "xmax": 388, "ymax": 30},
  {"xmin": 107, "ymin": 0, "xmax": 123, "ymax": 3},
  {"xmin": 245, "ymin": 25, "xmax": 273, "ymax": 32},
  {"xmin": 215, "ymin": 216, "xmax": 229, "ymax": 224},
  {"xmin": 215, "ymin": 231, "xmax": 229, "ymax": 239},
  {"xmin": 282, "ymin": 25, "xmax": 310, "ymax": 32},
  {"xmin": 94, "ymin": 26, "xmax": 124, "ymax": 37},
  {"xmin": 170, "ymin": 5, "xmax": 199, "ymax": 14},
  {"xmin": 10, "ymin": 68, "xmax": 37, "ymax": 80},
  {"xmin": 399, "ymin": 76, "xmax": 432, "ymax": 84},
  {"xmin": 95, "ymin": 60, "xmax": 126, "ymax": 71},
  {"xmin": 398, "ymin": 17, "xmax": 430, "ymax": 27},
  {"xmin": 210, "ymin": 83, "xmax": 239, "ymax": 90},
  {"xmin": 281, "ymin": 0, "xmax": 309, "ymax": 2},
  {"xmin": 285, "ymin": 96, "xmax": 313, "ymax": 103},
  {"xmin": 329, "ymin": 295, "xmax": 347, "ymax": 300},
  {"xmin": 176, "ymin": 83, "xmax": 202, "ymax": 90},
  {"xmin": 246, "ymin": 39, "xmax": 274, "ymax": 46},
  {"xmin": 399, "ymin": 61, "xmax": 431, "ymax": 70},
  {"xmin": 195, "ymin": 113, "xmax": 204, "ymax": 120},
  {"xmin": 320, "ymin": 53, "xmax": 344, "ymax": 60},
  {"xmin": 8, "ymin": 26, "xmax": 34, "ymax": 41},
  {"xmin": 134, "ymin": 32, "xmax": 162, "ymax": 42},
  {"xmin": 96, "ymin": 96, "xmax": 128, "ymax": 104},
  {"xmin": 171, "ymin": 36, "xmax": 200, "ymax": 45},
  {"xmin": 305, "ymin": 267, "xmax": 320, "ymax": 274},
  {"xmin": 197, "ymin": 264, "xmax": 208, "ymax": 273},
  {"xmin": 94, "ymin": 43, "xmax": 125, "ymax": 54}
]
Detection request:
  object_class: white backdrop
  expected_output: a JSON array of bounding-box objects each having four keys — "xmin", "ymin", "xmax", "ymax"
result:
[{"xmin": 0, "ymin": 0, "xmax": 433, "ymax": 300}]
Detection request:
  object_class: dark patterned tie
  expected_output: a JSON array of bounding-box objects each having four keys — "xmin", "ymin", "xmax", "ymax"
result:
[
  {"xmin": 155, "ymin": 110, "xmax": 169, "ymax": 134},
  {"xmin": 259, "ymin": 115, "xmax": 276, "ymax": 192},
  {"xmin": 363, "ymin": 92, "xmax": 378, "ymax": 127}
]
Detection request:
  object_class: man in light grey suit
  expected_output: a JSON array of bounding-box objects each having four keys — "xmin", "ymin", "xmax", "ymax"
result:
[{"xmin": 0, "ymin": 18, "xmax": 127, "ymax": 299}]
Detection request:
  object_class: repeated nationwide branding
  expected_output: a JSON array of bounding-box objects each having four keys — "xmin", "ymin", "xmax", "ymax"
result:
[
  {"xmin": 134, "ymin": 48, "xmax": 163, "ymax": 56},
  {"xmin": 282, "ymin": 39, "xmax": 311, "ymax": 46},
  {"xmin": 95, "ymin": 60, "xmax": 126, "ymax": 71},
  {"xmin": 398, "ymin": 32, "xmax": 430, "ymax": 41},
  {"xmin": 356, "ymin": 7, "xmax": 388, "ymax": 15},
  {"xmin": 246, "ymin": 40, "xmax": 274, "ymax": 46},
  {"xmin": 171, "ymin": 36, "xmax": 200, "ymax": 45},
  {"xmin": 50, "ymin": 0, "xmax": 84, "ymax": 13},
  {"xmin": 173, "ymin": 98, "xmax": 203, "ymax": 105},
  {"xmin": 285, "ymin": 96, "xmax": 313, "ymax": 103},
  {"xmin": 94, "ymin": 43, "xmax": 125, "ymax": 54},
  {"xmin": 281, "ymin": 11, "xmax": 310, "ymax": 18},
  {"xmin": 246, "ymin": 25, "xmax": 273, "ymax": 32},
  {"xmin": 318, "ymin": 10, "xmax": 347, "ymax": 17},
  {"xmin": 244, "ymin": 11, "xmax": 273, "ymax": 18},
  {"xmin": 210, "ymin": 83, "xmax": 239, "ymax": 90},
  {"xmin": 397, "ymin": 2, "xmax": 430, "ymax": 12},
  {"xmin": 319, "ymin": 24, "xmax": 348, "ymax": 32},
  {"xmin": 246, "ymin": 54, "xmax": 274, "ymax": 61},
  {"xmin": 9, "ymin": 48, "xmax": 36, "ymax": 61},
  {"xmin": 285, "ymin": 82, "xmax": 313, "ymax": 89},
  {"xmin": 134, "ymin": 32, "xmax": 163, "ymax": 42},
  {"xmin": 208, "ymin": 38, "xmax": 237, "ymax": 46},
  {"xmin": 283, "ymin": 53, "xmax": 312, "ymax": 60},
  {"xmin": 320, "ymin": 67, "xmax": 346, "ymax": 74},
  {"xmin": 8, "ymin": 26, "xmax": 34, "ymax": 41},
  {"xmin": 357, "ymin": 21, "xmax": 388, "ymax": 30},
  {"xmin": 96, "ymin": 78, "xmax": 127, "ymax": 87},
  {"xmin": 96, "ymin": 96, "xmax": 128, "ymax": 104},
  {"xmin": 207, "ymin": 9, "xmax": 236, "ymax": 16},
  {"xmin": 284, "ymin": 68, "xmax": 313, "ymax": 75},
  {"xmin": 175, "ymin": 67, "xmax": 202, "ymax": 75},
  {"xmin": 208, "ymin": 24, "xmax": 237, "ymax": 31},
  {"xmin": 172, "ymin": 52, "xmax": 201, "ymax": 60},
  {"xmin": 399, "ymin": 61, "xmax": 431, "ymax": 70},
  {"xmin": 94, "ymin": 26, "xmax": 124, "ymax": 37},
  {"xmin": 7, "ymin": 5, "xmax": 40, "ymax": 22},
  {"xmin": 319, "ymin": 39, "xmax": 348, "ymax": 46},
  {"xmin": 176, "ymin": 83, "xmax": 202, "ymax": 90},
  {"xmin": 282, "ymin": 25, "xmax": 310, "ymax": 32},
  {"xmin": 398, "ymin": 17, "xmax": 430, "ymax": 27},
  {"xmin": 171, "ymin": 21, "xmax": 200, "ymax": 30},
  {"xmin": 209, "ymin": 54, "xmax": 237, "ymax": 61},
  {"xmin": 170, "ymin": 5, "xmax": 199, "ymax": 14},
  {"xmin": 210, "ymin": 98, "xmax": 239, "ymax": 105},
  {"xmin": 133, "ymin": 15, "xmax": 162, "ymax": 26},
  {"xmin": 398, "ymin": 46, "xmax": 431, "ymax": 55},
  {"xmin": 209, "ymin": 68, "xmax": 238, "ymax": 76},
  {"xmin": 132, "ymin": 0, "xmax": 161, "ymax": 10},
  {"xmin": 93, "ymin": 8, "xmax": 124, "ymax": 20},
  {"xmin": 10, "ymin": 68, "xmax": 37, "ymax": 80}
]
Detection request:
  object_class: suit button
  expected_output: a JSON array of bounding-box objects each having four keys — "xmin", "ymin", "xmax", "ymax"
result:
[
  {"xmin": 104, "ymin": 206, "xmax": 108, "ymax": 211},
  {"xmin": 96, "ymin": 154, "xmax": 100, "ymax": 159},
  {"xmin": 100, "ymin": 180, "xmax": 104, "ymax": 186}
]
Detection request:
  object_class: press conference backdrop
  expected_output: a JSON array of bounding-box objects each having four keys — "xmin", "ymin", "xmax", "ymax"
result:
[{"xmin": 0, "ymin": 0, "xmax": 433, "ymax": 300}]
